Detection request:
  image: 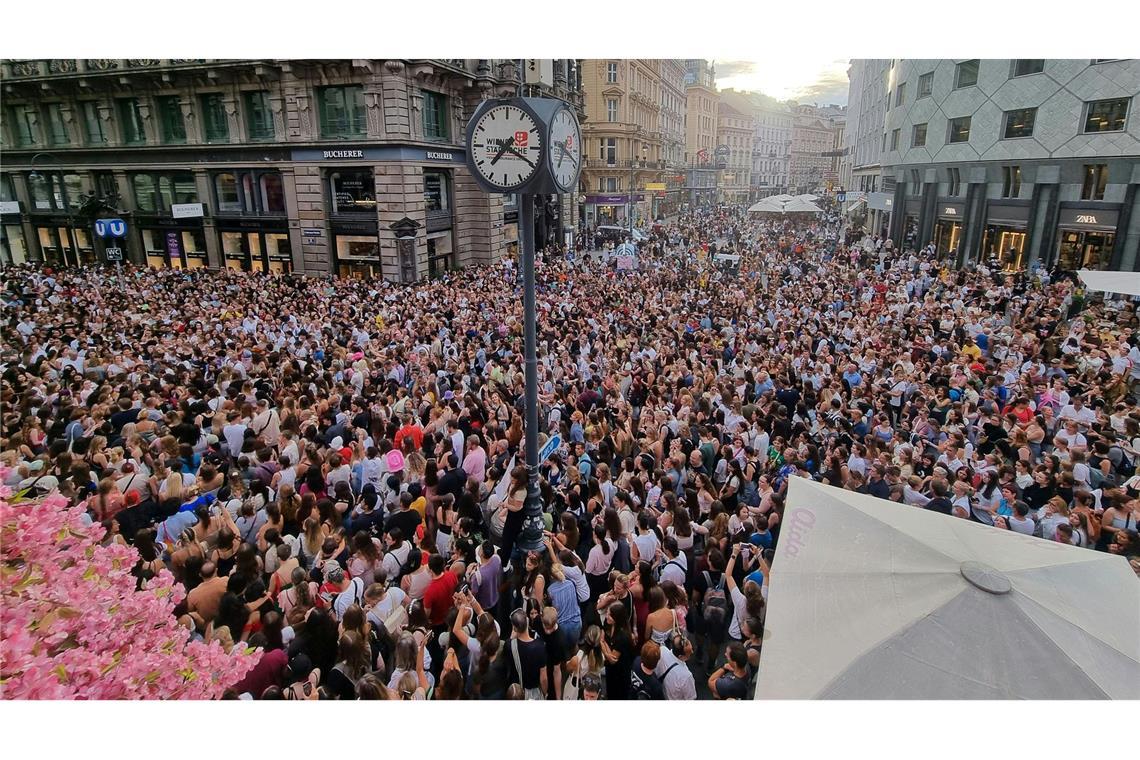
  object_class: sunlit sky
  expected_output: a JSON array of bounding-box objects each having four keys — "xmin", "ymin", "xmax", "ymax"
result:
[{"xmin": 714, "ymin": 58, "xmax": 851, "ymax": 105}]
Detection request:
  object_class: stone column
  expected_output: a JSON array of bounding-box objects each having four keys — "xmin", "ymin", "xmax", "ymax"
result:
[
  {"xmin": 375, "ymin": 161, "xmax": 426, "ymax": 280},
  {"xmin": 293, "ymin": 165, "xmax": 330, "ymax": 274},
  {"xmin": 193, "ymin": 169, "xmax": 221, "ymax": 268},
  {"xmin": 280, "ymin": 166, "xmax": 306, "ymax": 274},
  {"xmin": 454, "ymin": 165, "xmax": 505, "ymax": 267}
]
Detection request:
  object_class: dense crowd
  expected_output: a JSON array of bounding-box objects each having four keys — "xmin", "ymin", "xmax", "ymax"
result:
[{"xmin": 3, "ymin": 203, "xmax": 1140, "ymax": 700}]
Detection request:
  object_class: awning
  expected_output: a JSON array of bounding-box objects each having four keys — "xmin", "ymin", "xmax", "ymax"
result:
[
  {"xmin": 844, "ymin": 198, "xmax": 867, "ymax": 215},
  {"xmin": 756, "ymin": 478, "xmax": 1140, "ymax": 700},
  {"xmin": 1078, "ymin": 269, "xmax": 1140, "ymax": 297}
]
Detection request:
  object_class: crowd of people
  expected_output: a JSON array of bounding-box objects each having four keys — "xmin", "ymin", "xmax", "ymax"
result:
[{"xmin": 3, "ymin": 201, "xmax": 1140, "ymax": 700}]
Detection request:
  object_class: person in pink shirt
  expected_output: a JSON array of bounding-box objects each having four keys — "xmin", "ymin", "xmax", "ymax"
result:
[{"xmin": 462, "ymin": 434, "xmax": 487, "ymax": 484}]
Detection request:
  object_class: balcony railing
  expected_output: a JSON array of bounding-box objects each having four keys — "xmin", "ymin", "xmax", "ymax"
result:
[
  {"xmin": 583, "ymin": 159, "xmax": 668, "ymax": 170},
  {"xmin": 3, "ymin": 59, "xmax": 219, "ymax": 78}
]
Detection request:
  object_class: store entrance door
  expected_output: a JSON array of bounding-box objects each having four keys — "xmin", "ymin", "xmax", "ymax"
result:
[
  {"xmin": 933, "ymin": 220, "xmax": 962, "ymax": 259},
  {"xmin": 1056, "ymin": 229, "xmax": 1115, "ymax": 270}
]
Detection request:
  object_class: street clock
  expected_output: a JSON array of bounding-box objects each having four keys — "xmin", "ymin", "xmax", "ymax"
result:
[{"xmin": 465, "ymin": 97, "xmax": 582, "ymax": 196}]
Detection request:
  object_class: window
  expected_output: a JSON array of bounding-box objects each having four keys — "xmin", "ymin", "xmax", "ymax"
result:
[
  {"xmin": 157, "ymin": 96, "xmax": 186, "ymax": 144},
  {"xmin": 948, "ymin": 116, "xmax": 971, "ymax": 143},
  {"xmin": 1083, "ymin": 98, "xmax": 1129, "ymax": 133},
  {"xmin": 260, "ymin": 173, "xmax": 285, "ymax": 213},
  {"xmin": 607, "ymin": 62, "xmax": 618, "ymax": 83},
  {"xmin": 423, "ymin": 171, "xmax": 450, "ymax": 212},
  {"xmin": 329, "ymin": 169, "xmax": 375, "ymax": 214},
  {"xmin": 117, "ymin": 98, "xmax": 146, "ymax": 145},
  {"xmin": 200, "ymin": 94, "xmax": 229, "ymax": 142},
  {"xmin": 80, "ymin": 102, "xmax": 105, "ymax": 145},
  {"xmin": 45, "ymin": 104, "xmax": 68, "ymax": 146},
  {"xmin": 1003, "ymin": 107, "xmax": 1036, "ymax": 139},
  {"xmin": 607, "ymin": 98, "xmax": 618, "ymax": 122},
  {"xmin": 895, "ymin": 83, "xmax": 906, "ymax": 107},
  {"xmin": 605, "ymin": 177, "xmax": 617, "ymax": 192},
  {"xmin": 1012, "ymin": 59, "xmax": 1044, "ymax": 77},
  {"xmin": 422, "ymin": 90, "xmax": 449, "ymax": 141},
  {"xmin": 426, "ymin": 232, "xmax": 453, "ymax": 277},
  {"xmin": 244, "ymin": 91, "xmax": 274, "ymax": 141},
  {"xmin": 948, "ymin": 167, "xmax": 961, "ymax": 196},
  {"xmin": 214, "ymin": 173, "xmax": 240, "ymax": 213},
  {"xmin": 882, "ymin": 133, "xmax": 887, "ymax": 152},
  {"xmin": 890, "ymin": 128, "xmax": 900, "ymax": 151},
  {"xmin": 1082, "ymin": 164, "xmax": 1108, "ymax": 201},
  {"xmin": 132, "ymin": 172, "xmax": 196, "ymax": 213},
  {"xmin": 912, "ymin": 123, "xmax": 928, "ymax": 147},
  {"xmin": 917, "ymin": 72, "xmax": 934, "ymax": 99},
  {"xmin": 603, "ymin": 138, "xmax": 616, "ymax": 165},
  {"xmin": 318, "ymin": 86, "xmax": 365, "ymax": 138},
  {"xmin": 955, "ymin": 60, "xmax": 979, "ymax": 89},
  {"xmin": 7, "ymin": 105, "xmax": 38, "ymax": 146},
  {"xmin": 1001, "ymin": 166, "xmax": 1022, "ymax": 198}
]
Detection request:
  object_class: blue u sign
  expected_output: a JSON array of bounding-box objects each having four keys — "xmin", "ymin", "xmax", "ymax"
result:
[{"xmin": 95, "ymin": 218, "xmax": 127, "ymax": 238}]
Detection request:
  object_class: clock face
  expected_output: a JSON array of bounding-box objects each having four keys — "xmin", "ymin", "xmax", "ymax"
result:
[
  {"xmin": 468, "ymin": 103, "xmax": 543, "ymax": 192},
  {"xmin": 548, "ymin": 107, "xmax": 582, "ymax": 193}
]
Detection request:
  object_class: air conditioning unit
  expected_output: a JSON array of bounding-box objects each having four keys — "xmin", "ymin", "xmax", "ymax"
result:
[{"xmin": 524, "ymin": 59, "xmax": 554, "ymax": 88}]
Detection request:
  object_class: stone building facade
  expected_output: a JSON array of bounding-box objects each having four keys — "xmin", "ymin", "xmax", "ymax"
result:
[{"xmin": 0, "ymin": 58, "xmax": 583, "ymax": 276}]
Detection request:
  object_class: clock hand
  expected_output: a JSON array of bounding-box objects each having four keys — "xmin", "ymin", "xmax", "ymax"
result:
[
  {"xmin": 503, "ymin": 145, "xmax": 537, "ymax": 168},
  {"xmin": 490, "ymin": 136, "xmax": 515, "ymax": 166},
  {"xmin": 556, "ymin": 141, "xmax": 566, "ymax": 168}
]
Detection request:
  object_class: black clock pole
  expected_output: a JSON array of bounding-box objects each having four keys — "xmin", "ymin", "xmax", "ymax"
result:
[{"xmin": 517, "ymin": 191, "xmax": 545, "ymax": 553}]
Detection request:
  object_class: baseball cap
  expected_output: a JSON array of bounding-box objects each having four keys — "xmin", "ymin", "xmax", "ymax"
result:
[{"xmin": 385, "ymin": 449, "xmax": 405, "ymax": 472}]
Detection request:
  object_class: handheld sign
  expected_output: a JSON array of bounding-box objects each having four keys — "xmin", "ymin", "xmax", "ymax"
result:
[{"xmin": 539, "ymin": 434, "xmax": 561, "ymax": 464}]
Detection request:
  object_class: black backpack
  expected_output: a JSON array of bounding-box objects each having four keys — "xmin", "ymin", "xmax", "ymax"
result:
[{"xmin": 702, "ymin": 571, "xmax": 729, "ymax": 631}]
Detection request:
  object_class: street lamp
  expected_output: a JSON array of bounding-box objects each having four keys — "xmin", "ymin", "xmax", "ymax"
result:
[{"xmin": 629, "ymin": 143, "xmax": 647, "ymax": 240}]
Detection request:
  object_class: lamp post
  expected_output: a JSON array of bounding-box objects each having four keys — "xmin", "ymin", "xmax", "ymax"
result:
[{"xmin": 628, "ymin": 144, "xmax": 647, "ymax": 241}]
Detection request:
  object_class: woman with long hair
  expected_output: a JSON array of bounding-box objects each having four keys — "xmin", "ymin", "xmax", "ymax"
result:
[
  {"xmin": 326, "ymin": 631, "xmax": 372, "ymax": 700},
  {"xmin": 600, "ymin": 600, "xmax": 634, "ymax": 700}
]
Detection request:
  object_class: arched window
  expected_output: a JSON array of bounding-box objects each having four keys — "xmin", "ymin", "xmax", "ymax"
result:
[
  {"xmin": 260, "ymin": 173, "xmax": 285, "ymax": 214},
  {"xmin": 215, "ymin": 173, "xmax": 240, "ymax": 213}
]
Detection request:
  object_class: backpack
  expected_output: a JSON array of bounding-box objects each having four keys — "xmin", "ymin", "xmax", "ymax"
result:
[
  {"xmin": 1110, "ymin": 445, "xmax": 1136, "ymax": 478},
  {"xmin": 702, "ymin": 571, "xmax": 728, "ymax": 631},
  {"xmin": 387, "ymin": 546, "xmax": 419, "ymax": 586}
]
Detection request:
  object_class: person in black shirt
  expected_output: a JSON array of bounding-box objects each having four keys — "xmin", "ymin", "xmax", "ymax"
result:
[
  {"xmin": 538, "ymin": 607, "xmax": 568, "ymax": 700},
  {"xmin": 437, "ymin": 453, "xmax": 467, "ymax": 501},
  {"xmin": 600, "ymin": 600, "xmax": 635, "ymax": 699},
  {"xmin": 708, "ymin": 641, "xmax": 750, "ymax": 700},
  {"xmin": 505, "ymin": 609, "xmax": 547, "ymax": 698},
  {"xmin": 629, "ymin": 640, "xmax": 666, "ymax": 700},
  {"xmin": 1021, "ymin": 468, "xmax": 1056, "ymax": 511},
  {"xmin": 924, "ymin": 478, "xmax": 953, "ymax": 516},
  {"xmin": 384, "ymin": 492, "xmax": 422, "ymax": 540}
]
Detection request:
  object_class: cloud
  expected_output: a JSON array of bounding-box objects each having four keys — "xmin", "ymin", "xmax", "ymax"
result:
[
  {"xmin": 714, "ymin": 60, "xmax": 758, "ymax": 79},
  {"xmin": 793, "ymin": 68, "xmax": 850, "ymax": 105}
]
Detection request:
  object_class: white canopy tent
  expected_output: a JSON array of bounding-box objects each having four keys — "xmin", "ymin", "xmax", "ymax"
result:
[
  {"xmin": 747, "ymin": 197, "xmax": 824, "ymax": 215},
  {"xmin": 782, "ymin": 197, "xmax": 823, "ymax": 214},
  {"xmin": 1078, "ymin": 269, "xmax": 1140, "ymax": 297},
  {"xmin": 795, "ymin": 193, "xmax": 819, "ymax": 201},
  {"xmin": 756, "ymin": 478, "xmax": 1140, "ymax": 700}
]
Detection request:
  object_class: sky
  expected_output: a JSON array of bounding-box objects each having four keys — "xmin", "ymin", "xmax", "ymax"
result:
[{"xmin": 714, "ymin": 58, "xmax": 850, "ymax": 106}]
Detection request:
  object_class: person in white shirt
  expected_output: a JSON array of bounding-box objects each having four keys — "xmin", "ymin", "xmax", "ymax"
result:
[
  {"xmin": 631, "ymin": 514, "xmax": 661, "ymax": 566},
  {"xmin": 1058, "ymin": 397, "xmax": 1096, "ymax": 431},
  {"xmin": 360, "ymin": 447, "xmax": 387, "ymax": 491},
  {"xmin": 249, "ymin": 399, "xmax": 280, "ymax": 446},
  {"xmin": 447, "ymin": 419, "xmax": 465, "ymax": 469},
  {"xmin": 222, "ymin": 411, "xmax": 248, "ymax": 458},
  {"xmin": 658, "ymin": 537, "xmax": 687, "ymax": 588},
  {"xmin": 654, "ymin": 634, "xmax": 698, "ymax": 700}
]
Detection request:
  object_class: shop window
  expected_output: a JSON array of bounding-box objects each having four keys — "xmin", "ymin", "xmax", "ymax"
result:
[
  {"xmin": 912, "ymin": 123, "xmax": 927, "ymax": 147},
  {"xmin": 427, "ymin": 232, "xmax": 453, "ymax": 278},
  {"xmin": 947, "ymin": 116, "xmax": 971, "ymax": 144},
  {"xmin": 244, "ymin": 90, "xmax": 275, "ymax": 141},
  {"xmin": 45, "ymin": 104, "xmax": 68, "ymax": 146},
  {"xmin": 1083, "ymin": 98, "xmax": 1129, "ymax": 133},
  {"xmin": 894, "ymin": 83, "xmax": 906, "ymax": 107},
  {"xmin": 947, "ymin": 167, "xmax": 961, "ymax": 196},
  {"xmin": 318, "ymin": 86, "xmax": 365, "ymax": 138},
  {"xmin": 0, "ymin": 174, "xmax": 14, "ymax": 202},
  {"xmin": 200, "ymin": 94, "xmax": 229, "ymax": 142},
  {"xmin": 261, "ymin": 173, "xmax": 285, "ymax": 214},
  {"xmin": 1003, "ymin": 108, "xmax": 1036, "ymax": 139},
  {"xmin": 1001, "ymin": 166, "xmax": 1022, "ymax": 198},
  {"xmin": 607, "ymin": 62, "xmax": 618, "ymax": 84},
  {"xmin": 117, "ymin": 98, "xmax": 146, "ymax": 145},
  {"xmin": 329, "ymin": 169, "xmax": 375, "ymax": 214},
  {"xmin": 214, "ymin": 173, "xmax": 241, "ymax": 213},
  {"xmin": 607, "ymin": 99, "xmax": 618, "ymax": 123},
  {"xmin": 221, "ymin": 231, "xmax": 248, "ymax": 270},
  {"xmin": 954, "ymin": 60, "xmax": 979, "ymax": 89},
  {"xmin": 2, "ymin": 225, "xmax": 30, "ymax": 265},
  {"xmin": 8, "ymin": 105, "xmax": 38, "ymax": 147},
  {"xmin": 424, "ymin": 171, "xmax": 450, "ymax": 213},
  {"xmin": 1011, "ymin": 59, "xmax": 1044, "ymax": 77},
  {"xmin": 81, "ymin": 102, "xmax": 106, "ymax": 145},
  {"xmin": 422, "ymin": 90, "xmax": 449, "ymax": 141},
  {"xmin": 917, "ymin": 72, "xmax": 934, "ymax": 99},
  {"xmin": 1081, "ymin": 164, "xmax": 1108, "ymax": 201},
  {"xmin": 157, "ymin": 96, "xmax": 186, "ymax": 144},
  {"xmin": 890, "ymin": 129, "xmax": 900, "ymax": 151}
]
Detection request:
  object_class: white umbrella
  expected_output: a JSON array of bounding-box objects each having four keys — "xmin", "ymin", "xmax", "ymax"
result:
[
  {"xmin": 781, "ymin": 197, "xmax": 823, "ymax": 214},
  {"xmin": 747, "ymin": 198, "xmax": 786, "ymax": 214},
  {"xmin": 1078, "ymin": 269, "xmax": 1140, "ymax": 297},
  {"xmin": 756, "ymin": 478, "xmax": 1140, "ymax": 700},
  {"xmin": 795, "ymin": 193, "xmax": 819, "ymax": 201}
]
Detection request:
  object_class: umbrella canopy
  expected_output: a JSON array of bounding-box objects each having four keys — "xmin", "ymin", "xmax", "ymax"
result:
[
  {"xmin": 756, "ymin": 478, "xmax": 1140, "ymax": 700},
  {"xmin": 795, "ymin": 193, "xmax": 819, "ymax": 201},
  {"xmin": 781, "ymin": 197, "xmax": 823, "ymax": 214},
  {"xmin": 747, "ymin": 198, "xmax": 786, "ymax": 214},
  {"xmin": 769, "ymin": 194, "xmax": 794, "ymax": 201},
  {"xmin": 1078, "ymin": 269, "xmax": 1140, "ymax": 297}
]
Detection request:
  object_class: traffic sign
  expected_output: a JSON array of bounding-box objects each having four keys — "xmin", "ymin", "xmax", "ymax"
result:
[
  {"xmin": 538, "ymin": 434, "xmax": 561, "ymax": 464},
  {"xmin": 94, "ymin": 218, "xmax": 127, "ymax": 238},
  {"xmin": 105, "ymin": 246, "xmax": 123, "ymax": 261},
  {"xmin": 837, "ymin": 192, "xmax": 847, "ymax": 203}
]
